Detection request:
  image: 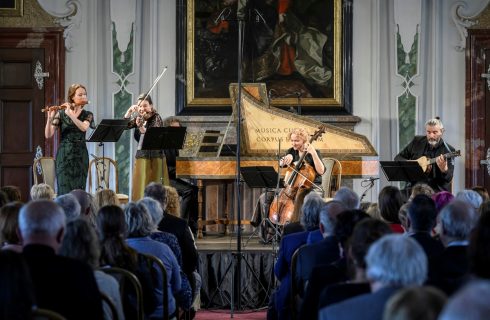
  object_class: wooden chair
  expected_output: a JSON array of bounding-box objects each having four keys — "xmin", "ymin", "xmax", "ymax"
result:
[
  {"xmin": 100, "ymin": 291, "xmax": 119, "ymax": 320},
  {"xmin": 321, "ymin": 157, "xmax": 342, "ymax": 198},
  {"xmin": 87, "ymin": 157, "xmax": 129, "ymax": 204},
  {"xmin": 142, "ymin": 253, "xmax": 169, "ymax": 320},
  {"xmin": 100, "ymin": 267, "xmax": 144, "ymax": 320},
  {"xmin": 32, "ymin": 307, "xmax": 66, "ymax": 320},
  {"xmin": 32, "ymin": 157, "xmax": 56, "ymax": 192}
]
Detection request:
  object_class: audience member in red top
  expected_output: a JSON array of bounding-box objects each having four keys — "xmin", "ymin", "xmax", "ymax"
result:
[{"xmin": 378, "ymin": 186, "xmax": 405, "ymax": 233}]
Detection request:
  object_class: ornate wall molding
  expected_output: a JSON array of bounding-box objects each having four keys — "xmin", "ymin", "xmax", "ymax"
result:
[{"xmin": 451, "ymin": 0, "xmax": 490, "ymax": 51}]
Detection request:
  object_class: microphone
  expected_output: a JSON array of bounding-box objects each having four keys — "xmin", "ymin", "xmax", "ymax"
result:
[{"xmin": 362, "ymin": 177, "xmax": 379, "ymax": 182}]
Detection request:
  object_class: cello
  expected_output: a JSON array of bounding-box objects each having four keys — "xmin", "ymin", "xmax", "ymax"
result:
[{"xmin": 268, "ymin": 127, "xmax": 326, "ymax": 225}]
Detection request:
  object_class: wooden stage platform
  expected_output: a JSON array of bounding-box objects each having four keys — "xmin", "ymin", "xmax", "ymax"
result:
[{"xmin": 195, "ymin": 233, "xmax": 276, "ymax": 310}]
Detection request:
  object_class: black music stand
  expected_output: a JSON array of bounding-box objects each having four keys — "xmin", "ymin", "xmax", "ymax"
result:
[
  {"xmin": 87, "ymin": 119, "xmax": 129, "ymax": 190},
  {"xmin": 141, "ymin": 126, "xmax": 187, "ymax": 150},
  {"xmin": 379, "ymin": 160, "xmax": 427, "ymax": 183},
  {"xmin": 240, "ymin": 166, "xmax": 284, "ymax": 189}
]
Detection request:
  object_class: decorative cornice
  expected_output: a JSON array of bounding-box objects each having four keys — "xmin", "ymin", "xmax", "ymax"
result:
[
  {"xmin": 36, "ymin": 0, "xmax": 81, "ymax": 51},
  {"xmin": 451, "ymin": 0, "xmax": 490, "ymax": 51}
]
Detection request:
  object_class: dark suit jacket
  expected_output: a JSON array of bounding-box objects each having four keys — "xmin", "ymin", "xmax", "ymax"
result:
[
  {"xmin": 158, "ymin": 213, "xmax": 198, "ymax": 275},
  {"xmin": 318, "ymin": 282, "xmax": 371, "ymax": 309},
  {"xmin": 319, "ymin": 286, "xmax": 400, "ymax": 320},
  {"xmin": 23, "ymin": 244, "xmax": 103, "ymax": 320},
  {"xmin": 295, "ymin": 236, "xmax": 340, "ymax": 297},
  {"xmin": 431, "ymin": 245, "xmax": 469, "ymax": 295},
  {"xmin": 410, "ymin": 232, "xmax": 444, "ymax": 281}
]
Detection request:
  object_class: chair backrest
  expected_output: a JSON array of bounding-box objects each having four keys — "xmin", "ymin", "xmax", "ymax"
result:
[
  {"xmin": 321, "ymin": 157, "xmax": 342, "ymax": 198},
  {"xmin": 32, "ymin": 307, "xmax": 66, "ymax": 320},
  {"xmin": 142, "ymin": 253, "xmax": 169, "ymax": 320},
  {"xmin": 100, "ymin": 291, "xmax": 119, "ymax": 320},
  {"xmin": 32, "ymin": 157, "xmax": 56, "ymax": 191},
  {"xmin": 88, "ymin": 157, "xmax": 119, "ymax": 193},
  {"xmin": 100, "ymin": 267, "xmax": 144, "ymax": 320}
]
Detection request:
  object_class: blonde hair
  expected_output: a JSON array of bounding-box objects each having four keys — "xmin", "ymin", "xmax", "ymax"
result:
[
  {"xmin": 94, "ymin": 189, "xmax": 120, "ymax": 208},
  {"xmin": 289, "ymin": 128, "xmax": 309, "ymax": 142},
  {"xmin": 30, "ymin": 183, "xmax": 55, "ymax": 200},
  {"xmin": 164, "ymin": 186, "xmax": 181, "ymax": 217}
]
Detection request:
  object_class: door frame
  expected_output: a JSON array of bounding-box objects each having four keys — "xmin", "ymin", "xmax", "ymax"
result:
[{"xmin": 0, "ymin": 28, "xmax": 65, "ymax": 156}]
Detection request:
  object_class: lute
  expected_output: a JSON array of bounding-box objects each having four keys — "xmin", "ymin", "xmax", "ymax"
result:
[{"xmin": 413, "ymin": 150, "xmax": 461, "ymax": 172}]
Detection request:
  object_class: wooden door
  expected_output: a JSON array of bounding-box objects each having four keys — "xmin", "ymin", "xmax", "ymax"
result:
[{"xmin": 0, "ymin": 29, "xmax": 64, "ymax": 201}]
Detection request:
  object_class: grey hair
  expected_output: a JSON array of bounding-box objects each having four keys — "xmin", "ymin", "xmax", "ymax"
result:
[
  {"xmin": 425, "ymin": 118, "xmax": 444, "ymax": 129},
  {"xmin": 366, "ymin": 234, "xmax": 427, "ymax": 286},
  {"xmin": 19, "ymin": 200, "xmax": 66, "ymax": 238},
  {"xmin": 439, "ymin": 200, "xmax": 478, "ymax": 241},
  {"xmin": 319, "ymin": 200, "xmax": 346, "ymax": 236},
  {"xmin": 124, "ymin": 202, "xmax": 153, "ymax": 237},
  {"xmin": 30, "ymin": 183, "xmax": 55, "ymax": 200},
  {"xmin": 59, "ymin": 219, "xmax": 100, "ymax": 268},
  {"xmin": 54, "ymin": 194, "xmax": 81, "ymax": 222},
  {"xmin": 138, "ymin": 197, "xmax": 163, "ymax": 231},
  {"xmin": 300, "ymin": 192, "xmax": 325, "ymax": 230},
  {"xmin": 439, "ymin": 280, "xmax": 490, "ymax": 320},
  {"xmin": 334, "ymin": 187, "xmax": 360, "ymax": 210},
  {"xmin": 455, "ymin": 190, "xmax": 483, "ymax": 210}
]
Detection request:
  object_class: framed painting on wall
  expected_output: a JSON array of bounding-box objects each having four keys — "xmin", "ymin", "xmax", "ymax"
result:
[
  {"xmin": 176, "ymin": 0, "xmax": 353, "ymax": 114},
  {"xmin": 0, "ymin": 0, "xmax": 23, "ymax": 17}
]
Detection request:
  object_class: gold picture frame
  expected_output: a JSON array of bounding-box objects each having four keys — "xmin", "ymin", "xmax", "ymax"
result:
[
  {"xmin": 0, "ymin": 0, "xmax": 23, "ymax": 17},
  {"xmin": 178, "ymin": 0, "xmax": 349, "ymax": 112}
]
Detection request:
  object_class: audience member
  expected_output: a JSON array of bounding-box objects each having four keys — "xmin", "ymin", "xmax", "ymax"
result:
[
  {"xmin": 455, "ymin": 189, "xmax": 483, "ymax": 211},
  {"xmin": 471, "ymin": 186, "xmax": 489, "ymax": 202},
  {"xmin": 54, "ymin": 193, "xmax": 81, "ymax": 222},
  {"xmin": 144, "ymin": 182, "xmax": 198, "ymax": 279},
  {"xmin": 478, "ymin": 199, "xmax": 490, "ymax": 218},
  {"xmin": 365, "ymin": 202, "xmax": 382, "ymax": 220},
  {"xmin": 1, "ymin": 185, "xmax": 21, "ymax": 202},
  {"xmin": 59, "ymin": 219, "xmax": 124, "ymax": 320},
  {"xmin": 124, "ymin": 202, "xmax": 181, "ymax": 319},
  {"xmin": 432, "ymin": 200, "xmax": 478, "ymax": 295},
  {"xmin": 268, "ymin": 192, "xmax": 325, "ymax": 320},
  {"xmin": 432, "ymin": 191, "xmax": 454, "ymax": 213},
  {"xmin": 398, "ymin": 202, "xmax": 410, "ymax": 232},
  {"xmin": 468, "ymin": 212, "xmax": 490, "ymax": 279},
  {"xmin": 409, "ymin": 183, "xmax": 435, "ymax": 201},
  {"xmin": 378, "ymin": 186, "xmax": 405, "ymax": 233},
  {"xmin": 0, "ymin": 250, "xmax": 36, "ymax": 319},
  {"xmin": 19, "ymin": 200, "xmax": 103, "ymax": 319},
  {"xmin": 319, "ymin": 234, "xmax": 427, "ymax": 320},
  {"xmin": 439, "ymin": 280, "xmax": 490, "ymax": 320},
  {"xmin": 94, "ymin": 189, "xmax": 120, "ymax": 208},
  {"xmin": 0, "ymin": 190, "xmax": 8, "ymax": 208},
  {"xmin": 333, "ymin": 187, "xmax": 360, "ymax": 210},
  {"xmin": 70, "ymin": 189, "xmax": 96, "ymax": 225},
  {"xmin": 383, "ymin": 286, "xmax": 446, "ymax": 320},
  {"xmin": 164, "ymin": 185, "xmax": 181, "ymax": 217},
  {"xmin": 0, "ymin": 202, "xmax": 23, "ymax": 252},
  {"xmin": 30, "ymin": 183, "xmax": 55, "ymax": 200},
  {"xmin": 96, "ymin": 205, "xmax": 157, "ymax": 318}
]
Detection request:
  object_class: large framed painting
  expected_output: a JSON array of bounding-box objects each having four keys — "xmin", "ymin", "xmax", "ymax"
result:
[{"xmin": 176, "ymin": 0, "xmax": 353, "ymax": 114}]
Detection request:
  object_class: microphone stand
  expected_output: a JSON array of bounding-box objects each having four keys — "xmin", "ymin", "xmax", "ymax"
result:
[{"xmin": 360, "ymin": 179, "xmax": 376, "ymax": 202}]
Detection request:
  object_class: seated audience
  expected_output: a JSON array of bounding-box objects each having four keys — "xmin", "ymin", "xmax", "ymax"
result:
[
  {"xmin": 318, "ymin": 234, "xmax": 428, "ymax": 320},
  {"xmin": 471, "ymin": 185, "xmax": 489, "ymax": 203},
  {"xmin": 438, "ymin": 280, "xmax": 490, "ymax": 320},
  {"xmin": 97, "ymin": 205, "xmax": 157, "ymax": 318},
  {"xmin": 0, "ymin": 250, "xmax": 36, "ymax": 319},
  {"xmin": 409, "ymin": 183, "xmax": 435, "ymax": 201},
  {"xmin": 19, "ymin": 200, "xmax": 103, "ymax": 319},
  {"xmin": 0, "ymin": 202, "xmax": 23, "ymax": 252},
  {"xmin": 432, "ymin": 191, "xmax": 454, "ymax": 213},
  {"xmin": 164, "ymin": 185, "xmax": 181, "ymax": 217},
  {"xmin": 94, "ymin": 189, "xmax": 120, "ymax": 208},
  {"xmin": 378, "ymin": 186, "xmax": 405, "ymax": 233},
  {"xmin": 1, "ymin": 185, "xmax": 21, "ymax": 203},
  {"xmin": 468, "ymin": 212, "xmax": 490, "ymax": 279},
  {"xmin": 383, "ymin": 286, "xmax": 446, "ymax": 320},
  {"xmin": 70, "ymin": 189, "xmax": 97, "ymax": 226},
  {"xmin": 432, "ymin": 200, "xmax": 478, "ymax": 295},
  {"xmin": 124, "ymin": 202, "xmax": 182, "ymax": 319},
  {"xmin": 30, "ymin": 183, "xmax": 55, "ymax": 200},
  {"xmin": 268, "ymin": 192, "xmax": 326, "ymax": 320},
  {"xmin": 333, "ymin": 187, "xmax": 360, "ymax": 210},
  {"xmin": 54, "ymin": 193, "xmax": 81, "ymax": 222},
  {"xmin": 397, "ymin": 202, "xmax": 410, "ymax": 232},
  {"xmin": 455, "ymin": 189, "xmax": 483, "ymax": 211},
  {"xmin": 59, "ymin": 219, "xmax": 124, "ymax": 320}
]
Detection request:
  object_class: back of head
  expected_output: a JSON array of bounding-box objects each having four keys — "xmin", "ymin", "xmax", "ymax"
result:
[
  {"xmin": 319, "ymin": 200, "xmax": 346, "ymax": 236},
  {"xmin": 378, "ymin": 186, "xmax": 404, "ymax": 224},
  {"xmin": 0, "ymin": 202, "xmax": 23, "ymax": 245},
  {"xmin": 439, "ymin": 200, "xmax": 477, "ymax": 242},
  {"xmin": 439, "ymin": 280, "xmax": 490, "ymax": 320},
  {"xmin": 455, "ymin": 189, "xmax": 483, "ymax": 211},
  {"xmin": 138, "ymin": 197, "xmax": 163, "ymax": 226},
  {"xmin": 300, "ymin": 192, "xmax": 325, "ymax": 230},
  {"xmin": 124, "ymin": 202, "xmax": 154, "ymax": 238},
  {"xmin": 1, "ymin": 185, "xmax": 21, "ymax": 202},
  {"xmin": 409, "ymin": 183, "xmax": 435, "ymax": 201},
  {"xmin": 19, "ymin": 200, "xmax": 65, "ymax": 239},
  {"xmin": 144, "ymin": 182, "xmax": 167, "ymax": 210},
  {"xmin": 70, "ymin": 189, "xmax": 92, "ymax": 215},
  {"xmin": 383, "ymin": 286, "xmax": 446, "ymax": 320},
  {"xmin": 350, "ymin": 218, "xmax": 392, "ymax": 269},
  {"xmin": 30, "ymin": 183, "xmax": 55, "ymax": 200},
  {"xmin": 432, "ymin": 191, "xmax": 454, "ymax": 213},
  {"xmin": 59, "ymin": 219, "xmax": 100, "ymax": 269},
  {"xmin": 366, "ymin": 234, "xmax": 427, "ymax": 286},
  {"xmin": 471, "ymin": 186, "xmax": 489, "ymax": 202},
  {"xmin": 333, "ymin": 187, "xmax": 360, "ymax": 210},
  {"xmin": 96, "ymin": 205, "xmax": 126, "ymax": 241},
  {"xmin": 407, "ymin": 194, "xmax": 438, "ymax": 232},
  {"xmin": 0, "ymin": 190, "xmax": 8, "ymax": 208},
  {"xmin": 54, "ymin": 194, "xmax": 81, "ymax": 222},
  {"xmin": 164, "ymin": 186, "xmax": 180, "ymax": 217},
  {"xmin": 333, "ymin": 209, "xmax": 369, "ymax": 249},
  {"xmin": 94, "ymin": 189, "xmax": 119, "ymax": 208}
]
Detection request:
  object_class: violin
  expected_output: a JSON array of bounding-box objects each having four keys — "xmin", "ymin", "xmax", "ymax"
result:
[{"xmin": 268, "ymin": 127, "xmax": 326, "ymax": 225}]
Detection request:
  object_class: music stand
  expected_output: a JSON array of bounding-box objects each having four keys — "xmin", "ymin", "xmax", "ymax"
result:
[
  {"xmin": 240, "ymin": 166, "xmax": 284, "ymax": 189},
  {"xmin": 379, "ymin": 160, "xmax": 427, "ymax": 182},
  {"xmin": 87, "ymin": 119, "xmax": 129, "ymax": 190},
  {"xmin": 141, "ymin": 127, "xmax": 187, "ymax": 150}
]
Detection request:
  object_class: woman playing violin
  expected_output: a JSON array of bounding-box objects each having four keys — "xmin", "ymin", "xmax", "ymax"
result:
[
  {"xmin": 125, "ymin": 93, "xmax": 169, "ymax": 200},
  {"xmin": 44, "ymin": 83, "xmax": 95, "ymax": 195}
]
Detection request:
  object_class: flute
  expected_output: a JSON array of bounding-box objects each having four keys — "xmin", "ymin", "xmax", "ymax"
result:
[{"xmin": 41, "ymin": 101, "xmax": 89, "ymax": 112}]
